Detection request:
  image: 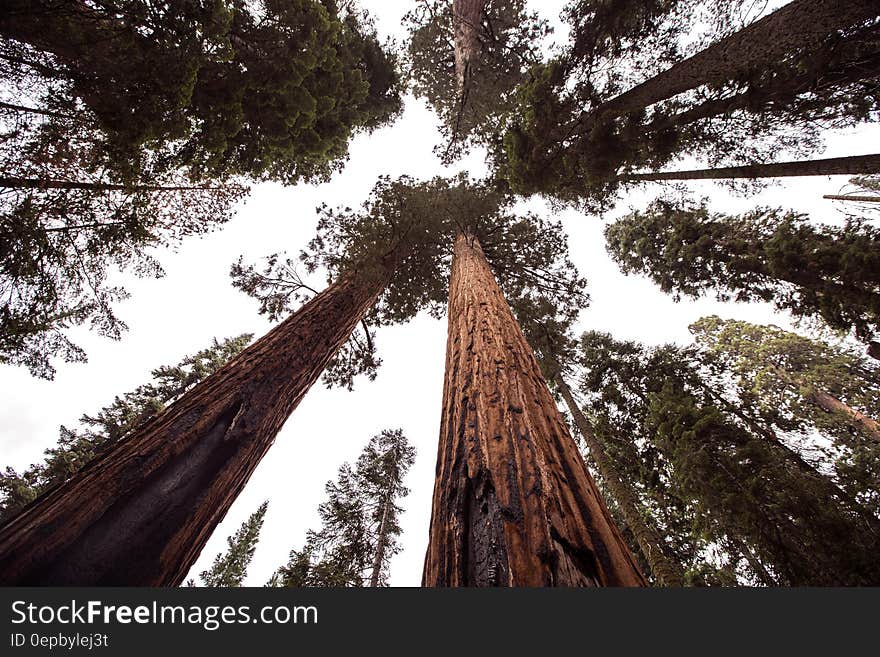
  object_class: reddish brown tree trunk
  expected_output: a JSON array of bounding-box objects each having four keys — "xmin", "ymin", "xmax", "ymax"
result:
[
  {"xmin": 452, "ymin": 0, "xmax": 487, "ymax": 93},
  {"xmin": 422, "ymin": 234, "xmax": 645, "ymax": 587},
  {"xmin": 555, "ymin": 376, "xmax": 684, "ymax": 587},
  {"xmin": 589, "ymin": 0, "xmax": 879, "ymax": 123},
  {"xmin": 619, "ymin": 154, "xmax": 880, "ymax": 182},
  {"xmin": 807, "ymin": 390, "xmax": 880, "ymax": 443},
  {"xmin": 0, "ymin": 261, "xmax": 397, "ymax": 585}
]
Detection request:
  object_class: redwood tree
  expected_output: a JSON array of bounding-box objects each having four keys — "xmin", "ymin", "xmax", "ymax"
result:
[
  {"xmin": 0, "ymin": 236, "xmax": 408, "ymax": 585},
  {"xmin": 422, "ymin": 234, "xmax": 645, "ymax": 586}
]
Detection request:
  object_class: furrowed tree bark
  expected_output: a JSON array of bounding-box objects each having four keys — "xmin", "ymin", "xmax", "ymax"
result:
[
  {"xmin": 422, "ymin": 233, "xmax": 645, "ymax": 587},
  {"xmin": 555, "ymin": 376, "xmax": 685, "ymax": 587},
  {"xmin": 619, "ymin": 154, "xmax": 880, "ymax": 182},
  {"xmin": 588, "ymin": 0, "xmax": 879, "ymax": 123},
  {"xmin": 452, "ymin": 0, "xmax": 487, "ymax": 93},
  {"xmin": 0, "ymin": 257, "xmax": 399, "ymax": 585}
]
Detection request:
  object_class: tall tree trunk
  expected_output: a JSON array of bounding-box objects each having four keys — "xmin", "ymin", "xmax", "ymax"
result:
[
  {"xmin": 369, "ymin": 493, "xmax": 392, "ymax": 588},
  {"xmin": 0, "ymin": 176, "xmax": 230, "ymax": 192},
  {"xmin": 619, "ymin": 153, "xmax": 880, "ymax": 182},
  {"xmin": 422, "ymin": 233, "xmax": 645, "ymax": 587},
  {"xmin": 588, "ymin": 0, "xmax": 879, "ymax": 123},
  {"xmin": 0, "ymin": 257, "xmax": 400, "ymax": 585},
  {"xmin": 555, "ymin": 376, "xmax": 685, "ymax": 587},
  {"xmin": 824, "ymin": 194, "xmax": 880, "ymax": 203},
  {"xmin": 369, "ymin": 445, "xmax": 399, "ymax": 588},
  {"xmin": 452, "ymin": 0, "xmax": 487, "ymax": 94}
]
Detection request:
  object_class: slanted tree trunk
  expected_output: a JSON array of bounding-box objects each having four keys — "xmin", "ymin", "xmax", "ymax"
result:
[
  {"xmin": 422, "ymin": 233, "xmax": 645, "ymax": 587},
  {"xmin": 769, "ymin": 365, "xmax": 880, "ymax": 443},
  {"xmin": 619, "ymin": 154, "xmax": 880, "ymax": 182},
  {"xmin": 807, "ymin": 389, "xmax": 880, "ymax": 443},
  {"xmin": 589, "ymin": 0, "xmax": 879, "ymax": 123},
  {"xmin": 824, "ymin": 194, "xmax": 880, "ymax": 203},
  {"xmin": 555, "ymin": 376, "xmax": 685, "ymax": 587},
  {"xmin": 0, "ymin": 256, "xmax": 401, "ymax": 586},
  {"xmin": 868, "ymin": 341, "xmax": 880, "ymax": 361}
]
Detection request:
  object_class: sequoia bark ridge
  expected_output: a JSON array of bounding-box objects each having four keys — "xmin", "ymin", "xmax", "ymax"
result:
[
  {"xmin": 0, "ymin": 259, "xmax": 397, "ymax": 585},
  {"xmin": 422, "ymin": 233, "xmax": 645, "ymax": 586}
]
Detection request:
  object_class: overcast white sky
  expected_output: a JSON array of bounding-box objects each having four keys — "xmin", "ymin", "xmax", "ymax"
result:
[{"xmin": 0, "ymin": 0, "xmax": 877, "ymax": 587}]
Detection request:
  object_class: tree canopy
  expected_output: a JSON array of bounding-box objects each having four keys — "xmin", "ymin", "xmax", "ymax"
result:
[{"xmin": 605, "ymin": 198, "xmax": 880, "ymax": 344}]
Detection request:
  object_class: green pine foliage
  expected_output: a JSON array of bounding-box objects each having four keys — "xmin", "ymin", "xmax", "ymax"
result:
[
  {"xmin": 498, "ymin": 0, "xmax": 879, "ymax": 207},
  {"xmin": 270, "ymin": 429, "xmax": 415, "ymax": 587},
  {"xmin": 605, "ymin": 199, "xmax": 880, "ymax": 342},
  {"xmin": 232, "ymin": 174, "xmax": 587, "ymax": 389},
  {"xmin": 0, "ymin": 0, "xmax": 403, "ymax": 182},
  {"xmin": 690, "ymin": 316, "xmax": 880, "ymax": 517},
  {"xmin": 197, "ymin": 501, "xmax": 269, "ymax": 587},
  {"xmin": 572, "ymin": 331, "xmax": 880, "ymax": 585},
  {"xmin": 0, "ymin": 334, "xmax": 253, "ymax": 521},
  {"xmin": 403, "ymin": 0, "xmax": 550, "ymax": 160}
]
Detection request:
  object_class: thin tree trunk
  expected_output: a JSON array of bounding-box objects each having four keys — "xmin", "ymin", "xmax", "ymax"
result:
[
  {"xmin": 369, "ymin": 446, "xmax": 399, "ymax": 588},
  {"xmin": 0, "ymin": 256, "xmax": 401, "ymax": 585},
  {"xmin": 824, "ymin": 194, "xmax": 880, "ymax": 203},
  {"xmin": 555, "ymin": 376, "xmax": 685, "ymax": 587},
  {"xmin": 619, "ymin": 154, "xmax": 880, "ymax": 182},
  {"xmin": 588, "ymin": 0, "xmax": 879, "ymax": 123},
  {"xmin": 0, "ymin": 101, "xmax": 67, "ymax": 118},
  {"xmin": 422, "ymin": 233, "xmax": 645, "ymax": 587},
  {"xmin": 0, "ymin": 176, "xmax": 230, "ymax": 192}
]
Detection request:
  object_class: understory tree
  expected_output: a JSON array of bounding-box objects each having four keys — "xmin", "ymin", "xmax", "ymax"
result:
[
  {"xmin": 691, "ymin": 317, "xmax": 880, "ymax": 515},
  {"xmin": 270, "ymin": 429, "xmax": 415, "ymax": 587},
  {"xmin": 194, "ymin": 501, "xmax": 268, "ymax": 587}
]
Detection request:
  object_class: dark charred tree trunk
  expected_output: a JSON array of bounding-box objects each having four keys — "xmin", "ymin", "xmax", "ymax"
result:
[
  {"xmin": 589, "ymin": 0, "xmax": 879, "ymax": 123},
  {"xmin": 0, "ymin": 259, "xmax": 399, "ymax": 585},
  {"xmin": 555, "ymin": 376, "xmax": 685, "ymax": 587},
  {"xmin": 619, "ymin": 154, "xmax": 880, "ymax": 182},
  {"xmin": 422, "ymin": 233, "xmax": 645, "ymax": 587},
  {"xmin": 868, "ymin": 341, "xmax": 880, "ymax": 361}
]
